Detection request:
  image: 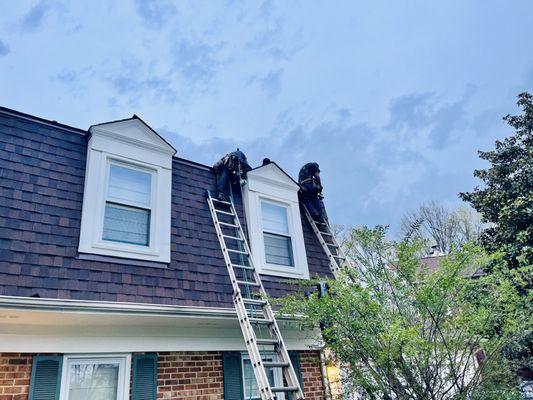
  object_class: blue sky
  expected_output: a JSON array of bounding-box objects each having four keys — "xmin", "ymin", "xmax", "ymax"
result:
[{"xmin": 1, "ymin": 1, "xmax": 532, "ymax": 233}]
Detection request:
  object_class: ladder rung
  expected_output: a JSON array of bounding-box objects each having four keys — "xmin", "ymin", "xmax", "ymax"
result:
[
  {"xmin": 271, "ymin": 386, "xmax": 299, "ymax": 393},
  {"xmin": 242, "ymin": 298, "xmax": 267, "ymax": 306},
  {"xmin": 219, "ymin": 222, "xmax": 238, "ymax": 228},
  {"xmin": 327, "ymin": 242, "xmax": 339, "ymax": 248},
  {"xmin": 236, "ymin": 280, "xmax": 260, "ymax": 287},
  {"xmin": 227, "ymin": 249, "xmax": 248, "ymax": 255},
  {"xmin": 263, "ymin": 361, "xmax": 289, "ymax": 368},
  {"xmin": 333, "ymin": 255, "xmax": 345, "ymax": 260},
  {"xmin": 249, "ymin": 318, "xmax": 273, "ymax": 325},
  {"xmin": 211, "ymin": 198, "xmax": 232, "ymax": 205},
  {"xmin": 255, "ymin": 338, "xmax": 279, "ymax": 346},
  {"xmin": 232, "ymin": 263, "xmax": 254, "ymax": 270},
  {"xmin": 223, "ymin": 235, "xmax": 243, "ymax": 241},
  {"xmin": 319, "ymin": 231, "xmax": 332, "ymax": 236},
  {"xmin": 216, "ymin": 209, "xmax": 235, "ymax": 216}
]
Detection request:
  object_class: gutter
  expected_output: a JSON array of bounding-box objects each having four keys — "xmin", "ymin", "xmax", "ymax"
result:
[{"xmin": 0, "ymin": 295, "xmax": 302, "ymax": 321}]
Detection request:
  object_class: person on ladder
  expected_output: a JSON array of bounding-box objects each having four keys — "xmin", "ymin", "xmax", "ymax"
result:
[
  {"xmin": 212, "ymin": 149, "xmax": 252, "ymax": 201},
  {"xmin": 298, "ymin": 162, "xmax": 328, "ymax": 223}
]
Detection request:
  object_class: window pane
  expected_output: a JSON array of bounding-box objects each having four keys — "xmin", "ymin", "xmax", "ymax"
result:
[
  {"xmin": 108, "ymin": 164, "xmax": 152, "ymax": 208},
  {"xmin": 264, "ymin": 233, "xmax": 294, "ymax": 267},
  {"xmin": 103, "ymin": 203, "xmax": 150, "ymax": 246},
  {"xmin": 243, "ymin": 358, "xmax": 275, "ymax": 400},
  {"xmin": 261, "ymin": 202, "xmax": 289, "ymax": 234},
  {"xmin": 68, "ymin": 362, "xmax": 119, "ymax": 400}
]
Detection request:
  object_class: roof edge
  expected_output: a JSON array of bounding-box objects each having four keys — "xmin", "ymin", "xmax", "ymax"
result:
[{"xmin": 0, "ymin": 105, "xmax": 87, "ymax": 136}]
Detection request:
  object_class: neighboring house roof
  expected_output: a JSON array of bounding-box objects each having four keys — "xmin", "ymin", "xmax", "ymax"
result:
[
  {"xmin": 0, "ymin": 107, "xmax": 332, "ymax": 308},
  {"xmin": 418, "ymin": 255, "xmax": 447, "ymax": 274},
  {"xmin": 418, "ymin": 255, "xmax": 485, "ymax": 278}
]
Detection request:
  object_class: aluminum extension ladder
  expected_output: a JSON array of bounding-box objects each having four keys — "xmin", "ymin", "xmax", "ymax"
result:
[
  {"xmin": 302, "ymin": 207, "xmax": 348, "ymax": 279},
  {"xmin": 207, "ymin": 191, "xmax": 304, "ymax": 400}
]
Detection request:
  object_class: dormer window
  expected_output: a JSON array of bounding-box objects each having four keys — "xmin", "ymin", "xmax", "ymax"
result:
[
  {"xmin": 243, "ymin": 162, "xmax": 309, "ymax": 279},
  {"xmin": 78, "ymin": 116, "xmax": 175, "ymax": 263},
  {"xmin": 103, "ymin": 163, "xmax": 153, "ymax": 246}
]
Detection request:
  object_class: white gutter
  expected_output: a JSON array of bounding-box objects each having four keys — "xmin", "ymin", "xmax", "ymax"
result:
[
  {"xmin": 0, "ymin": 295, "xmax": 238, "ymax": 318},
  {"xmin": 0, "ymin": 295, "xmax": 301, "ymax": 320}
]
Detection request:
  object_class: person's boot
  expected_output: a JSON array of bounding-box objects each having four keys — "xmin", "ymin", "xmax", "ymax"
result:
[{"xmin": 218, "ymin": 192, "xmax": 230, "ymax": 202}]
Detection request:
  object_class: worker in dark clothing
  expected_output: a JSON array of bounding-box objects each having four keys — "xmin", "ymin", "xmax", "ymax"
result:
[
  {"xmin": 212, "ymin": 149, "xmax": 251, "ymax": 201},
  {"xmin": 298, "ymin": 162, "xmax": 328, "ymax": 223}
]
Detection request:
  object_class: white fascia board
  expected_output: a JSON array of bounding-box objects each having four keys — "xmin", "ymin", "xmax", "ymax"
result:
[
  {"xmin": 0, "ymin": 328, "xmax": 321, "ymax": 353},
  {"xmin": 0, "ymin": 296, "xmax": 318, "ymax": 353}
]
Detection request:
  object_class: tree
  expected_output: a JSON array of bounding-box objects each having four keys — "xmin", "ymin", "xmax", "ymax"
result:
[
  {"xmin": 281, "ymin": 226, "xmax": 527, "ymax": 399},
  {"xmin": 400, "ymin": 202, "xmax": 483, "ymax": 255},
  {"xmin": 460, "ymin": 92, "xmax": 533, "ymax": 271}
]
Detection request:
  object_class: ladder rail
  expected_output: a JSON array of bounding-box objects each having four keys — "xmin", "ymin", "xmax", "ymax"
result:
[
  {"xmin": 207, "ymin": 192, "xmax": 304, "ymax": 400},
  {"xmin": 302, "ymin": 206, "xmax": 352, "ymax": 279}
]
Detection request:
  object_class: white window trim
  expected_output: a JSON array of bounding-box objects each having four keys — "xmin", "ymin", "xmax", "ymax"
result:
[
  {"xmin": 243, "ymin": 164, "xmax": 310, "ymax": 279},
  {"xmin": 59, "ymin": 353, "xmax": 131, "ymax": 400},
  {"xmin": 78, "ymin": 119, "xmax": 173, "ymax": 263},
  {"xmin": 241, "ymin": 352, "xmax": 285, "ymax": 400}
]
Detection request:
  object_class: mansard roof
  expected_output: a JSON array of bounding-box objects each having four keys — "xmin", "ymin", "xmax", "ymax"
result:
[{"xmin": 0, "ymin": 106, "xmax": 332, "ymax": 308}]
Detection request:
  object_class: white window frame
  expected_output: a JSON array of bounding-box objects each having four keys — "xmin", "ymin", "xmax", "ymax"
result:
[
  {"xmin": 241, "ymin": 352, "xmax": 285, "ymax": 400},
  {"xmin": 59, "ymin": 353, "xmax": 131, "ymax": 400},
  {"xmin": 78, "ymin": 119, "xmax": 173, "ymax": 263},
  {"xmin": 260, "ymin": 198, "xmax": 295, "ymax": 268},
  {"xmin": 101, "ymin": 159, "xmax": 156, "ymax": 248},
  {"xmin": 243, "ymin": 164, "xmax": 310, "ymax": 279}
]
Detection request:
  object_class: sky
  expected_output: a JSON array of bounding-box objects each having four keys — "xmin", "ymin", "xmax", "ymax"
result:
[{"xmin": 1, "ymin": 1, "xmax": 532, "ymax": 234}]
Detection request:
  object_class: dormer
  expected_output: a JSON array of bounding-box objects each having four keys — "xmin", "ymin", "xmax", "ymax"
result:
[
  {"xmin": 78, "ymin": 116, "xmax": 176, "ymax": 263},
  {"xmin": 242, "ymin": 162, "xmax": 310, "ymax": 279}
]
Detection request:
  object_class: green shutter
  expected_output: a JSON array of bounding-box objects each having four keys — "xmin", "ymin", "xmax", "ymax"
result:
[
  {"xmin": 132, "ymin": 353, "xmax": 158, "ymax": 400},
  {"xmin": 288, "ymin": 351, "xmax": 304, "ymax": 400},
  {"xmin": 223, "ymin": 352, "xmax": 244, "ymax": 400},
  {"xmin": 29, "ymin": 355, "xmax": 63, "ymax": 400}
]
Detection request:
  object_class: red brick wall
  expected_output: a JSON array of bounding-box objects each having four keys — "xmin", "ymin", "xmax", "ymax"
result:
[
  {"xmin": 157, "ymin": 351, "xmax": 325, "ymax": 400},
  {"xmin": 300, "ymin": 350, "xmax": 325, "ymax": 400},
  {"xmin": 0, "ymin": 353, "xmax": 32, "ymax": 400},
  {"xmin": 0, "ymin": 351, "xmax": 324, "ymax": 400},
  {"xmin": 157, "ymin": 352, "xmax": 224, "ymax": 400}
]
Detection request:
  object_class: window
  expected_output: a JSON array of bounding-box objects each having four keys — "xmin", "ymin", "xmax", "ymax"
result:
[
  {"xmin": 78, "ymin": 117, "xmax": 174, "ymax": 263},
  {"xmin": 242, "ymin": 354, "xmax": 282, "ymax": 400},
  {"xmin": 103, "ymin": 164, "xmax": 153, "ymax": 246},
  {"xmin": 261, "ymin": 201, "xmax": 294, "ymax": 267},
  {"xmin": 60, "ymin": 355, "xmax": 130, "ymax": 400}
]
